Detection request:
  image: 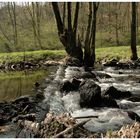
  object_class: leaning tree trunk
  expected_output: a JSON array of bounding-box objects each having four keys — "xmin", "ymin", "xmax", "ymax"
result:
[
  {"xmin": 52, "ymin": 2, "xmax": 83, "ymax": 63},
  {"xmin": 131, "ymin": 2, "xmax": 138, "ymax": 60}
]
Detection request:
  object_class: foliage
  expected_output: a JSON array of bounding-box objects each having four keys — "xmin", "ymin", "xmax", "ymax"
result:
[{"xmin": 0, "ymin": 2, "xmax": 138, "ymax": 53}]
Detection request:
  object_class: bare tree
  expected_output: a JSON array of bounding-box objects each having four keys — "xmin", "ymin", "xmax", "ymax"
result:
[
  {"xmin": 52, "ymin": 2, "xmax": 99, "ymax": 67},
  {"xmin": 36, "ymin": 2, "xmax": 43, "ymax": 49},
  {"xmin": 26, "ymin": 2, "xmax": 43, "ymax": 49},
  {"xmin": 7, "ymin": 2, "xmax": 18, "ymax": 46},
  {"xmin": 131, "ymin": 2, "xmax": 138, "ymax": 60},
  {"xmin": 62, "ymin": 3, "xmax": 66, "ymax": 27},
  {"xmin": 52, "ymin": 2, "xmax": 83, "ymax": 63}
]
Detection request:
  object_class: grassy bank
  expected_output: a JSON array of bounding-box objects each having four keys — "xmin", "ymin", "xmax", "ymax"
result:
[
  {"xmin": 0, "ymin": 45, "xmax": 139, "ymax": 64},
  {"xmin": 96, "ymin": 45, "xmax": 140, "ymax": 61},
  {"xmin": 0, "ymin": 50, "xmax": 66, "ymax": 64}
]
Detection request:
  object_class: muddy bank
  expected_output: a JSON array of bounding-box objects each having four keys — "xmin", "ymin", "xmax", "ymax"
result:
[
  {"xmin": 0, "ymin": 93, "xmax": 48, "ymax": 124},
  {"xmin": 0, "ymin": 93, "xmax": 50, "ymax": 137},
  {"xmin": 103, "ymin": 58, "xmax": 140, "ymax": 69},
  {"xmin": 2, "ymin": 57, "xmax": 140, "ymax": 71},
  {"xmin": 0, "ymin": 60, "xmax": 63, "ymax": 71}
]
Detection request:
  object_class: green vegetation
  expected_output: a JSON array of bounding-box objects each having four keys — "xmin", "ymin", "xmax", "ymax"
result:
[
  {"xmin": 0, "ymin": 3, "xmax": 63, "ymax": 52},
  {"xmin": 0, "ymin": 45, "xmax": 139, "ymax": 64},
  {"xmin": 95, "ymin": 45, "xmax": 140, "ymax": 61},
  {"xmin": 0, "ymin": 50, "xmax": 66, "ymax": 63},
  {"xmin": 0, "ymin": 3, "xmax": 138, "ymax": 53}
]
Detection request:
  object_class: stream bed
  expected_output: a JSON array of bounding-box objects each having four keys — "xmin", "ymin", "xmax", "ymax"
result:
[
  {"xmin": 43, "ymin": 66, "xmax": 140, "ymax": 133},
  {"xmin": 1, "ymin": 65, "xmax": 140, "ymax": 137}
]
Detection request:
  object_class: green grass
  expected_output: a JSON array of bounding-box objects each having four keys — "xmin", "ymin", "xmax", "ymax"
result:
[
  {"xmin": 96, "ymin": 45, "xmax": 140, "ymax": 61},
  {"xmin": 0, "ymin": 45, "xmax": 139, "ymax": 64},
  {"xmin": 0, "ymin": 50, "xmax": 66, "ymax": 64}
]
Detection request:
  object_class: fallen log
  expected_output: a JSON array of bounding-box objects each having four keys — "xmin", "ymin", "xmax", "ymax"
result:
[{"xmin": 52, "ymin": 119, "xmax": 91, "ymax": 138}]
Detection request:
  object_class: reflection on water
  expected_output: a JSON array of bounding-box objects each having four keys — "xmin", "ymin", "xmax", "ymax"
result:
[{"xmin": 0, "ymin": 66, "xmax": 57, "ymax": 101}]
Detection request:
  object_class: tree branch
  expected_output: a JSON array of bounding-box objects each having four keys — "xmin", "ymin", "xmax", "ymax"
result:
[
  {"xmin": 73, "ymin": 2, "xmax": 79, "ymax": 37},
  {"xmin": 67, "ymin": 2, "xmax": 72, "ymax": 32},
  {"xmin": 52, "ymin": 119, "xmax": 90, "ymax": 138},
  {"xmin": 52, "ymin": 2, "xmax": 64, "ymax": 34},
  {"xmin": 62, "ymin": 2, "xmax": 66, "ymax": 27}
]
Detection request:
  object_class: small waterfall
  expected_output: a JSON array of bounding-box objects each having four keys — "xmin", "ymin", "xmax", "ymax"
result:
[
  {"xmin": 64, "ymin": 66, "xmax": 83, "ymax": 80},
  {"xmin": 43, "ymin": 66, "xmax": 83, "ymax": 114},
  {"xmin": 42, "ymin": 65, "xmax": 140, "ymax": 132},
  {"xmin": 118, "ymin": 99, "xmax": 140, "ymax": 110},
  {"xmin": 72, "ymin": 108, "xmax": 133, "ymax": 132},
  {"xmin": 54, "ymin": 66, "xmax": 65, "ymax": 81},
  {"xmin": 43, "ymin": 66, "xmax": 66, "ymax": 115},
  {"xmin": 62, "ymin": 91, "xmax": 81, "ymax": 113}
]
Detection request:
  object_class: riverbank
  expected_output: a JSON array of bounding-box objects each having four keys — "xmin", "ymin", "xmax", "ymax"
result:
[
  {"xmin": 0, "ymin": 50, "xmax": 65, "ymax": 70},
  {"xmin": 0, "ymin": 45, "xmax": 140, "ymax": 70}
]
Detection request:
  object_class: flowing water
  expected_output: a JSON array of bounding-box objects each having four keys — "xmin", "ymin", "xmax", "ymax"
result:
[
  {"xmin": 1, "ymin": 65, "xmax": 140, "ymax": 136},
  {"xmin": 43, "ymin": 66, "xmax": 140, "ymax": 133}
]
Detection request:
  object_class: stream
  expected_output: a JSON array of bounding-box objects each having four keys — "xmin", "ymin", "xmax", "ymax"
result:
[
  {"xmin": 1, "ymin": 65, "xmax": 140, "ymax": 137},
  {"xmin": 43, "ymin": 66, "xmax": 140, "ymax": 133},
  {"xmin": 0, "ymin": 67, "xmax": 57, "ymax": 101}
]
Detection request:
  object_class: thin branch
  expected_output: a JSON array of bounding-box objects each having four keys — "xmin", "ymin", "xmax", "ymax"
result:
[{"xmin": 52, "ymin": 119, "xmax": 90, "ymax": 138}]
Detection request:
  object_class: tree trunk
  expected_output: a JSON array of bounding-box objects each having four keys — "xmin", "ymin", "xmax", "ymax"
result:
[
  {"xmin": 136, "ymin": 3, "xmax": 139, "ymax": 36},
  {"xmin": 115, "ymin": 13, "xmax": 119, "ymax": 46},
  {"xmin": 27, "ymin": 2, "xmax": 37, "ymax": 48},
  {"xmin": 36, "ymin": 2, "xmax": 43, "ymax": 49},
  {"xmin": 108, "ymin": 3, "xmax": 111, "ymax": 34},
  {"xmin": 90, "ymin": 3, "xmax": 98, "ymax": 67},
  {"xmin": 52, "ymin": 2, "xmax": 83, "ymax": 62},
  {"xmin": 62, "ymin": 3, "xmax": 66, "ymax": 27},
  {"xmin": 84, "ymin": 3, "xmax": 92, "ymax": 67},
  {"xmin": 12, "ymin": 2, "xmax": 18, "ymax": 46},
  {"xmin": 52, "ymin": 2, "xmax": 99, "ymax": 66},
  {"xmin": 84, "ymin": 2, "xmax": 99, "ymax": 67},
  {"xmin": 7, "ymin": 2, "xmax": 18, "ymax": 47},
  {"xmin": 131, "ymin": 2, "xmax": 138, "ymax": 60}
]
